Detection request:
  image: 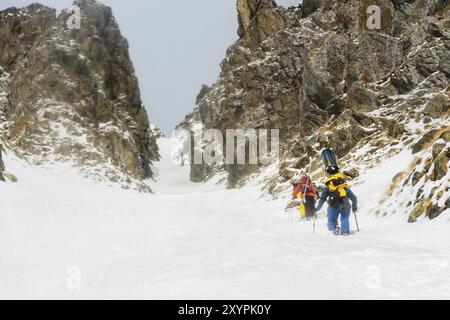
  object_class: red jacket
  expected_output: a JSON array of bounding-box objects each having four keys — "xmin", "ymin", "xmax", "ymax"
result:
[{"xmin": 292, "ymin": 177, "xmax": 317, "ymax": 199}]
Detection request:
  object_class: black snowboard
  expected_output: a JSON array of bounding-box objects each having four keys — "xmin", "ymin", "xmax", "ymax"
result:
[{"xmin": 321, "ymin": 148, "xmax": 339, "ymax": 169}]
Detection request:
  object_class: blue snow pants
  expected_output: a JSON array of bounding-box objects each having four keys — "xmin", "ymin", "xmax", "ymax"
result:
[{"xmin": 327, "ymin": 207, "xmax": 351, "ymax": 233}]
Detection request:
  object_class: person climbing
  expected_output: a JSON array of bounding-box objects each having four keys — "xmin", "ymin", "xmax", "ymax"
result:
[
  {"xmin": 316, "ymin": 149, "xmax": 358, "ymax": 235},
  {"xmin": 292, "ymin": 174, "xmax": 318, "ymax": 220},
  {"xmin": 316, "ymin": 166, "xmax": 358, "ymax": 235},
  {"xmin": 284, "ymin": 177, "xmax": 301, "ymax": 212}
]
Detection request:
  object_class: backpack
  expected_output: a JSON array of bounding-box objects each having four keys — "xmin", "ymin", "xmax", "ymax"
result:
[
  {"xmin": 324, "ymin": 173, "xmax": 350, "ymax": 209},
  {"xmin": 293, "ymin": 176, "xmax": 317, "ymax": 199}
]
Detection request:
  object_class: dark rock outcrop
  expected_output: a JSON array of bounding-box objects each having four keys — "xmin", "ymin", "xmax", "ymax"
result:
[
  {"xmin": 0, "ymin": 0, "xmax": 159, "ymax": 190},
  {"xmin": 407, "ymin": 129, "xmax": 449, "ymax": 222},
  {"xmin": 237, "ymin": 0, "xmax": 287, "ymax": 48},
  {"xmin": 0, "ymin": 146, "xmax": 4, "ymax": 181}
]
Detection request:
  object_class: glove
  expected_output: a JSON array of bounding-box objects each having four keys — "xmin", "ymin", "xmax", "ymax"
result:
[{"xmin": 352, "ymin": 205, "xmax": 358, "ymax": 213}]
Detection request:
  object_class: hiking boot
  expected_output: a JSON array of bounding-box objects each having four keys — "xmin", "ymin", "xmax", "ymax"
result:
[{"xmin": 333, "ymin": 227, "xmax": 341, "ymax": 236}]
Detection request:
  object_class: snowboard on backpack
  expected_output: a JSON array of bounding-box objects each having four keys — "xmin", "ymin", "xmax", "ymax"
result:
[{"xmin": 321, "ymin": 148, "xmax": 339, "ymax": 170}]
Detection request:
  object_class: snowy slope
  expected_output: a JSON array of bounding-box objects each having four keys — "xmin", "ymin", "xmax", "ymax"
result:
[{"xmin": 0, "ymin": 138, "xmax": 449, "ymax": 299}]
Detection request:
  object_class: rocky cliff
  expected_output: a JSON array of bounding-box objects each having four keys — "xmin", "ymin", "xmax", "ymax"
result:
[
  {"xmin": 0, "ymin": 0, "xmax": 159, "ymax": 190},
  {"xmin": 181, "ymin": 0, "xmax": 449, "ymax": 221},
  {"xmin": 0, "ymin": 146, "xmax": 4, "ymax": 181}
]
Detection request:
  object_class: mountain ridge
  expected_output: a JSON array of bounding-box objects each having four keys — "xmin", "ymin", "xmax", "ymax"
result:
[
  {"xmin": 0, "ymin": 0, "xmax": 159, "ymax": 191},
  {"xmin": 180, "ymin": 0, "xmax": 449, "ymax": 221}
]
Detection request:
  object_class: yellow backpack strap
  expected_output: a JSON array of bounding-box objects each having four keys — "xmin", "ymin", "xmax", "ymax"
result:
[{"xmin": 325, "ymin": 173, "xmax": 351, "ymax": 197}]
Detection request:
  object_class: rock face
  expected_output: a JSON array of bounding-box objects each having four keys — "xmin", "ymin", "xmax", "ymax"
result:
[
  {"xmin": 181, "ymin": 0, "xmax": 449, "ymax": 220},
  {"xmin": 0, "ymin": 146, "xmax": 4, "ymax": 181},
  {"xmin": 0, "ymin": 0, "xmax": 159, "ymax": 190},
  {"xmin": 404, "ymin": 129, "xmax": 450, "ymax": 222}
]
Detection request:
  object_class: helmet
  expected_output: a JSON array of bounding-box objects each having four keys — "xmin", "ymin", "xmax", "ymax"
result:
[{"xmin": 326, "ymin": 166, "xmax": 340, "ymax": 175}]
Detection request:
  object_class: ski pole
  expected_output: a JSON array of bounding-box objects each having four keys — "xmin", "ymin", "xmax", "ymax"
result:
[
  {"xmin": 313, "ymin": 214, "xmax": 316, "ymax": 233},
  {"xmin": 313, "ymin": 208, "xmax": 319, "ymax": 233},
  {"xmin": 353, "ymin": 211, "xmax": 360, "ymax": 232}
]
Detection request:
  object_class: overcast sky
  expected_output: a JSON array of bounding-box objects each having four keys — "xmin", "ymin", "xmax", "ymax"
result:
[{"xmin": 1, "ymin": 0, "xmax": 301, "ymax": 134}]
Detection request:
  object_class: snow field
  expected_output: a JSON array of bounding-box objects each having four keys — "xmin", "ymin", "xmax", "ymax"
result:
[{"xmin": 0, "ymin": 138, "xmax": 449, "ymax": 299}]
